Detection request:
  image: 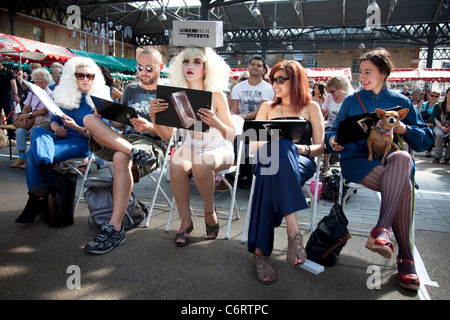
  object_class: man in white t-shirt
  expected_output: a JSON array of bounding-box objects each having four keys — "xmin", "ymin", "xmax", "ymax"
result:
[
  {"xmin": 230, "ymin": 56, "xmax": 274, "ymax": 120},
  {"xmin": 217, "ymin": 56, "xmax": 274, "ymax": 190}
]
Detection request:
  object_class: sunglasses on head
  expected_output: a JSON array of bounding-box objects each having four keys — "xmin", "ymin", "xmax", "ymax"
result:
[
  {"xmin": 136, "ymin": 64, "xmax": 155, "ymax": 73},
  {"xmin": 271, "ymin": 76, "xmax": 290, "ymax": 85},
  {"xmin": 75, "ymin": 73, "xmax": 95, "ymax": 81}
]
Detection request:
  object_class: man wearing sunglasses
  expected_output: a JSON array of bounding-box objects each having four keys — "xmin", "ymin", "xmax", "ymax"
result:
[{"xmin": 84, "ymin": 47, "xmax": 168, "ymax": 255}]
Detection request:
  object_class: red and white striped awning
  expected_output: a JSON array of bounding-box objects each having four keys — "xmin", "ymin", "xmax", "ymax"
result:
[
  {"xmin": 388, "ymin": 68, "xmax": 450, "ymax": 83},
  {"xmin": 0, "ymin": 33, "xmax": 75, "ymax": 66},
  {"xmin": 305, "ymin": 68, "xmax": 352, "ymax": 82}
]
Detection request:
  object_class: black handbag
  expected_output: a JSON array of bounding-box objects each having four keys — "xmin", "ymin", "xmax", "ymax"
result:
[
  {"xmin": 306, "ymin": 201, "xmax": 351, "ymax": 266},
  {"xmin": 40, "ymin": 168, "xmax": 78, "ymax": 228}
]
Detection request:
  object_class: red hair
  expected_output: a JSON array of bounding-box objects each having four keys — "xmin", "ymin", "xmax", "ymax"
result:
[{"xmin": 270, "ymin": 60, "xmax": 310, "ymax": 113}]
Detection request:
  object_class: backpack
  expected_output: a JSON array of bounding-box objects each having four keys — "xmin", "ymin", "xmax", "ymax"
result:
[
  {"xmin": 320, "ymin": 169, "xmax": 351, "ymax": 201},
  {"xmin": 84, "ymin": 177, "xmax": 148, "ymax": 230}
]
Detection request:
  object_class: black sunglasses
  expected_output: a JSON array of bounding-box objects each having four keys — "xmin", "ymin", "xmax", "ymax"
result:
[
  {"xmin": 136, "ymin": 64, "xmax": 155, "ymax": 73},
  {"xmin": 74, "ymin": 73, "xmax": 95, "ymax": 81},
  {"xmin": 271, "ymin": 76, "xmax": 290, "ymax": 85}
]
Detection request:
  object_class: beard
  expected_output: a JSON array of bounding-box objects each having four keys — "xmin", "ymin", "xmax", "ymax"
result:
[{"xmin": 140, "ymin": 73, "xmax": 158, "ymax": 86}]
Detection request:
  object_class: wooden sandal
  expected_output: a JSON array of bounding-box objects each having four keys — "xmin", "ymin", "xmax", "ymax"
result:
[
  {"xmin": 365, "ymin": 228, "xmax": 395, "ymax": 259},
  {"xmin": 397, "ymin": 258, "xmax": 420, "ymax": 290},
  {"xmin": 287, "ymin": 231, "xmax": 306, "ymax": 266},
  {"xmin": 175, "ymin": 220, "xmax": 194, "ymax": 247},
  {"xmin": 254, "ymin": 254, "xmax": 276, "ymax": 285}
]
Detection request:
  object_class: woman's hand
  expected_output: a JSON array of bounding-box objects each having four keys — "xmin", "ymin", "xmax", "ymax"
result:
[
  {"xmin": 149, "ymin": 98, "xmax": 168, "ymax": 117},
  {"xmin": 197, "ymin": 108, "xmax": 220, "ymax": 128},
  {"xmin": 54, "ymin": 125, "xmax": 68, "ymax": 139},
  {"xmin": 329, "ymin": 136, "xmax": 344, "ymax": 152}
]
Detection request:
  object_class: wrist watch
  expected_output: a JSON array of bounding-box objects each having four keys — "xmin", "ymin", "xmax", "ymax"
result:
[{"xmin": 29, "ymin": 112, "xmax": 33, "ymax": 118}]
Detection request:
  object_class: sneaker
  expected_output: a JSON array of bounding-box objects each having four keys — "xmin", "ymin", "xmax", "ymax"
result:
[
  {"xmin": 432, "ymin": 157, "xmax": 440, "ymax": 164},
  {"xmin": 85, "ymin": 223, "xmax": 126, "ymax": 255},
  {"xmin": 129, "ymin": 148, "xmax": 157, "ymax": 178}
]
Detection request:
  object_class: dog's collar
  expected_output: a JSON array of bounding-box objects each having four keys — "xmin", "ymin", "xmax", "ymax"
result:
[{"xmin": 375, "ymin": 120, "xmax": 394, "ymax": 135}]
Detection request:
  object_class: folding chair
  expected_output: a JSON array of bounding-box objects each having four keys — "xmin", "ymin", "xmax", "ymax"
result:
[
  {"xmin": 165, "ymin": 114, "xmax": 245, "ymax": 239},
  {"xmin": 241, "ymin": 155, "xmax": 322, "ymax": 244},
  {"xmin": 63, "ymin": 153, "xmax": 94, "ymax": 214},
  {"xmin": 143, "ymin": 133, "xmax": 175, "ymax": 227}
]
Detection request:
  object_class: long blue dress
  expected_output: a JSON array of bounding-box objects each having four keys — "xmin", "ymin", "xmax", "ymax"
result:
[{"xmin": 247, "ymin": 119, "xmax": 316, "ymax": 257}]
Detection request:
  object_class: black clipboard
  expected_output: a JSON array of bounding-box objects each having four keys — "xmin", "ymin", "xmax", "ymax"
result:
[
  {"xmin": 336, "ymin": 106, "xmax": 402, "ymax": 145},
  {"xmin": 243, "ymin": 119, "xmax": 308, "ymax": 143},
  {"xmin": 155, "ymin": 85, "xmax": 212, "ymax": 132},
  {"xmin": 90, "ymin": 96, "xmax": 138, "ymax": 126}
]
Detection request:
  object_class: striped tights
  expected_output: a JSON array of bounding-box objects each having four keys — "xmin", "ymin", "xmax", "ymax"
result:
[{"xmin": 359, "ymin": 151, "xmax": 415, "ymax": 274}]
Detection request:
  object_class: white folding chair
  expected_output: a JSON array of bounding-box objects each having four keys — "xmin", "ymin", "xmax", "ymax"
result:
[
  {"xmin": 338, "ymin": 170, "xmax": 378, "ymax": 233},
  {"xmin": 165, "ymin": 115, "xmax": 245, "ymax": 239},
  {"xmin": 241, "ymin": 155, "xmax": 322, "ymax": 244},
  {"xmin": 63, "ymin": 153, "xmax": 94, "ymax": 214},
  {"xmin": 143, "ymin": 134, "xmax": 175, "ymax": 227}
]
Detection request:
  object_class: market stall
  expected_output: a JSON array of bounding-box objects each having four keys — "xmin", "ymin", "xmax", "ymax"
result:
[{"xmin": 0, "ymin": 33, "xmax": 75, "ymax": 66}]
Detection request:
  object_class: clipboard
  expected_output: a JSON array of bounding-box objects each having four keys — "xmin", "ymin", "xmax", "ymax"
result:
[
  {"xmin": 155, "ymin": 85, "xmax": 212, "ymax": 132},
  {"xmin": 90, "ymin": 96, "xmax": 138, "ymax": 126},
  {"xmin": 243, "ymin": 119, "xmax": 308, "ymax": 143},
  {"xmin": 335, "ymin": 106, "xmax": 402, "ymax": 145},
  {"xmin": 22, "ymin": 80, "xmax": 66, "ymax": 119}
]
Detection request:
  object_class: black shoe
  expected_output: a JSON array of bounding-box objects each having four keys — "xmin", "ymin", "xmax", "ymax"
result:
[
  {"xmin": 15, "ymin": 193, "xmax": 41, "ymax": 223},
  {"xmin": 129, "ymin": 148, "xmax": 157, "ymax": 178}
]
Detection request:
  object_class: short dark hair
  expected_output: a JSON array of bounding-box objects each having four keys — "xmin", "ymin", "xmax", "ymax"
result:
[
  {"xmin": 249, "ymin": 55, "xmax": 268, "ymax": 74},
  {"xmin": 360, "ymin": 48, "xmax": 394, "ymax": 81}
]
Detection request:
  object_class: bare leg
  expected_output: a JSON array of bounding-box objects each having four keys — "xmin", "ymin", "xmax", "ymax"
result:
[
  {"xmin": 84, "ymin": 114, "xmax": 134, "ymax": 156},
  {"xmin": 170, "ymin": 146, "xmax": 193, "ymax": 240},
  {"xmin": 192, "ymin": 149, "xmax": 233, "ymax": 233},
  {"xmin": 109, "ymin": 151, "xmax": 133, "ymax": 232}
]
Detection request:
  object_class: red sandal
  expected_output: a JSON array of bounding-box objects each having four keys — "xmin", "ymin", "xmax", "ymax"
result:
[
  {"xmin": 365, "ymin": 228, "xmax": 395, "ymax": 259},
  {"xmin": 397, "ymin": 258, "xmax": 420, "ymax": 291}
]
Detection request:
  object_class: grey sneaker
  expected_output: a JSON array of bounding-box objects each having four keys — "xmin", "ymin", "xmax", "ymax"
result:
[
  {"xmin": 129, "ymin": 148, "xmax": 157, "ymax": 178},
  {"xmin": 85, "ymin": 223, "xmax": 126, "ymax": 255}
]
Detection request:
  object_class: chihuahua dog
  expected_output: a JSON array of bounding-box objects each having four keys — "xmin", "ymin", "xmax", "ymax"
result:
[{"xmin": 367, "ymin": 108, "xmax": 409, "ymax": 164}]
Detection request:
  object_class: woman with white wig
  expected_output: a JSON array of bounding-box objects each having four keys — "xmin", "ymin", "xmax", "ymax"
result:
[
  {"xmin": 150, "ymin": 47, "xmax": 236, "ymax": 246},
  {"xmin": 15, "ymin": 57, "xmax": 111, "ymax": 223}
]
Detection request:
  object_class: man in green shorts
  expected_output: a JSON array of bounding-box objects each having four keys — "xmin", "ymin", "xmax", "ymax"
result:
[{"xmin": 84, "ymin": 48, "xmax": 169, "ymax": 255}]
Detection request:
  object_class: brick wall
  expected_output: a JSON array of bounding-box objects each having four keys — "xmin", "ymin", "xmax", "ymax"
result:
[{"xmin": 1, "ymin": 10, "xmax": 135, "ymax": 60}]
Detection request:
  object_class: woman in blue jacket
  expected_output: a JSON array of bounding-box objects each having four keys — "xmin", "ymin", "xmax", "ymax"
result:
[
  {"xmin": 325, "ymin": 49, "xmax": 434, "ymax": 291},
  {"xmin": 15, "ymin": 57, "xmax": 110, "ymax": 224}
]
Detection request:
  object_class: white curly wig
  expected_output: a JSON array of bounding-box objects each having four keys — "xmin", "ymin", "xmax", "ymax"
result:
[
  {"xmin": 168, "ymin": 47, "xmax": 231, "ymax": 93},
  {"xmin": 52, "ymin": 57, "xmax": 111, "ymax": 110}
]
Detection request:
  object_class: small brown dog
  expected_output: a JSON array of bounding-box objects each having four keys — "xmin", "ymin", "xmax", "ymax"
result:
[{"xmin": 367, "ymin": 108, "xmax": 409, "ymax": 164}]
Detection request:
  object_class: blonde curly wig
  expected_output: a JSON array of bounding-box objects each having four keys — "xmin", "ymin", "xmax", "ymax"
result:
[
  {"xmin": 168, "ymin": 47, "xmax": 231, "ymax": 93},
  {"xmin": 52, "ymin": 57, "xmax": 111, "ymax": 110}
]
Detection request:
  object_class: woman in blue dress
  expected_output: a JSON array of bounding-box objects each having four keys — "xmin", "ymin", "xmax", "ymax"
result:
[
  {"xmin": 326, "ymin": 49, "xmax": 434, "ymax": 291},
  {"xmin": 248, "ymin": 60, "xmax": 325, "ymax": 284},
  {"xmin": 15, "ymin": 57, "xmax": 111, "ymax": 223}
]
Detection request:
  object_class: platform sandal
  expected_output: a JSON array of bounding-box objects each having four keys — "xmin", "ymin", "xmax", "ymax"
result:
[
  {"xmin": 287, "ymin": 231, "xmax": 306, "ymax": 266},
  {"xmin": 365, "ymin": 227, "xmax": 395, "ymax": 259},
  {"xmin": 397, "ymin": 258, "xmax": 420, "ymax": 291},
  {"xmin": 254, "ymin": 254, "xmax": 276, "ymax": 285}
]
